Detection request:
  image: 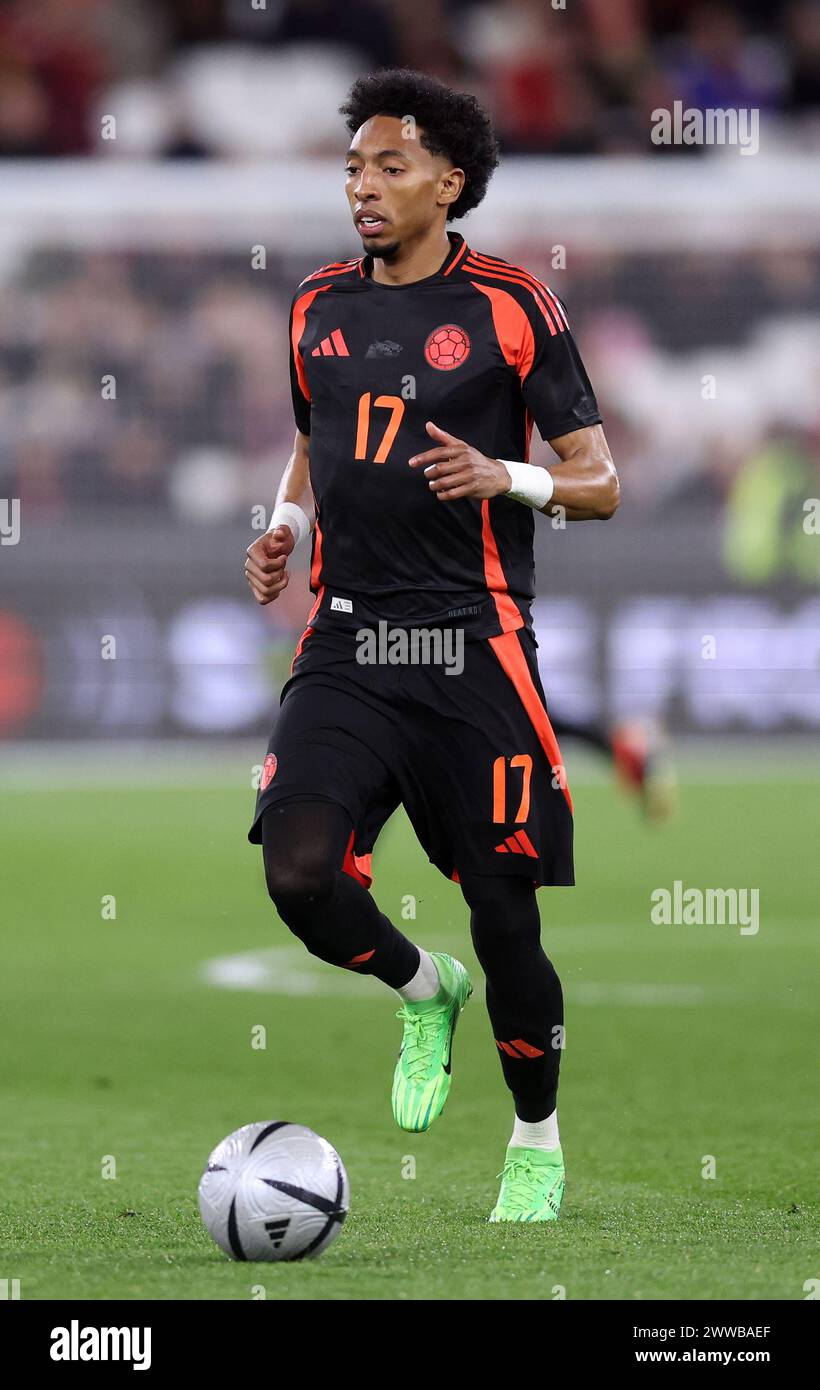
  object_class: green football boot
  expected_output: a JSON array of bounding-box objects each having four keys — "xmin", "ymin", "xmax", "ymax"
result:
[
  {"xmin": 489, "ymin": 1145, "xmax": 565, "ymax": 1222},
  {"xmin": 391, "ymin": 953, "xmax": 472, "ymax": 1133}
]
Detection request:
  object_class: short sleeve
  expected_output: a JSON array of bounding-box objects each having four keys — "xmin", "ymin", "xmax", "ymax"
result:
[
  {"xmin": 520, "ymin": 294, "xmax": 602, "ymax": 442},
  {"xmin": 288, "ymin": 297, "xmax": 312, "ymax": 436}
]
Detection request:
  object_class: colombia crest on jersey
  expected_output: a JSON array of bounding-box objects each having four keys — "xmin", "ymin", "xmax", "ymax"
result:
[{"xmin": 289, "ymin": 232, "xmax": 601, "ymax": 641}]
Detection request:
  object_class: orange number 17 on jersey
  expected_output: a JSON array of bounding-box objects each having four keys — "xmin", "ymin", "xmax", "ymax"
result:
[
  {"xmin": 492, "ymin": 754, "xmax": 533, "ymax": 823},
  {"xmin": 355, "ymin": 393, "xmax": 405, "ymax": 464}
]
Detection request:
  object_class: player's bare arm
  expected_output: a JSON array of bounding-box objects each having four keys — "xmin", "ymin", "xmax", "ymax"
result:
[
  {"xmin": 245, "ymin": 428, "xmax": 313, "ymax": 605},
  {"xmin": 409, "ymin": 420, "xmax": 619, "ymax": 519},
  {"xmin": 541, "ymin": 422, "xmax": 619, "ymax": 520}
]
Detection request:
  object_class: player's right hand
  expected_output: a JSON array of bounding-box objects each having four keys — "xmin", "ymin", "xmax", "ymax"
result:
[{"xmin": 244, "ymin": 526, "xmax": 295, "ymax": 605}]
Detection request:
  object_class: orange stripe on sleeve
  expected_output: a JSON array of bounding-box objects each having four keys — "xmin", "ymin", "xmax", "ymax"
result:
[
  {"xmin": 467, "ymin": 252, "xmax": 566, "ymax": 333},
  {"xmin": 466, "ymin": 257, "xmax": 561, "ymax": 335},
  {"xmin": 291, "ymin": 284, "xmax": 330, "ymax": 404},
  {"xmin": 470, "ymin": 282, "xmax": 537, "ymax": 462},
  {"xmin": 469, "ymin": 280, "xmax": 536, "ymax": 380}
]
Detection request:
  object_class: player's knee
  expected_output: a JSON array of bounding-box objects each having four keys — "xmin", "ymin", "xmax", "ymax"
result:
[
  {"xmin": 459, "ymin": 871, "xmax": 536, "ymax": 916},
  {"xmin": 461, "ymin": 873, "xmax": 541, "ymax": 968},
  {"xmin": 263, "ymin": 845, "xmax": 337, "ymax": 909}
]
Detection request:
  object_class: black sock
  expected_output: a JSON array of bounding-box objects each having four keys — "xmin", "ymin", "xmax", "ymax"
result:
[{"xmin": 460, "ymin": 872, "xmax": 563, "ymax": 1121}]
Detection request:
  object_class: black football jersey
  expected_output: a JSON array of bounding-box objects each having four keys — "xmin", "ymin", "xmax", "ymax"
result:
[{"xmin": 289, "ymin": 231, "xmax": 601, "ymax": 640}]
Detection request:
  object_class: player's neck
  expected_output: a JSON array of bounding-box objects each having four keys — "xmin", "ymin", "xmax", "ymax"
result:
[{"xmin": 371, "ymin": 227, "xmax": 453, "ymax": 286}]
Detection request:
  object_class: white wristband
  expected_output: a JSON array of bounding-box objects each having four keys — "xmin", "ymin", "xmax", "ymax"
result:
[
  {"xmin": 499, "ymin": 459, "xmax": 555, "ymax": 510},
  {"xmin": 267, "ymin": 501, "xmax": 311, "ymax": 547}
]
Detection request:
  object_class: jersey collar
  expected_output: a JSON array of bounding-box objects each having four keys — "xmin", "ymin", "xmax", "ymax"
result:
[{"xmin": 359, "ymin": 231, "xmax": 469, "ymax": 284}]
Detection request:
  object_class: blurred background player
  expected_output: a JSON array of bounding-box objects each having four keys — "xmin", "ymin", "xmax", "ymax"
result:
[{"xmin": 551, "ymin": 713, "xmax": 675, "ymax": 822}]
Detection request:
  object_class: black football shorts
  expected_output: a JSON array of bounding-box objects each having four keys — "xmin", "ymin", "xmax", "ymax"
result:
[{"xmin": 248, "ymin": 624, "xmax": 573, "ymax": 889}]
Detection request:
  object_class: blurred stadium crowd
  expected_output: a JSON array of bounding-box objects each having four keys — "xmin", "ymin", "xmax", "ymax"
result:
[
  {"xmin": 0, "ymin": 0, "xmax": 819, "ymax": 557},
  {"xmin": 1, "ymin": 0, "xmax": 819, "ymax": 158},
  {"xmin": 3, "ymin": 241, "xmax": 819, "ymax": 546}
]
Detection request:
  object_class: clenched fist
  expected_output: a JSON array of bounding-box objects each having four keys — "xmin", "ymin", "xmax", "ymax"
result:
[{"xmin": 245, "ymin": 525, "xmax": 295, "ymax": 605}]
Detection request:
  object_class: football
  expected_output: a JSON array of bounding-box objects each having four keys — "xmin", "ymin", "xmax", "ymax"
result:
[{"xmin": 198, "ymin": 1121, "xmax": 349, "ymax": 1262}]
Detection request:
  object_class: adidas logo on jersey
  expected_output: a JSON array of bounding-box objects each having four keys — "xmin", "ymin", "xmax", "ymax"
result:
[
  {"xmin": 311, "ymin": 329, "xmax": 350, "ymax": 357},
  {"xmin": 494, "ymin": 828, "xmax": 538, "ymax": 857}
]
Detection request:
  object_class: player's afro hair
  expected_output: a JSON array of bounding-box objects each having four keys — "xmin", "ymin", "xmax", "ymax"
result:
[{"xmin": 340, "ymin": 69, "xmax": 500, "ymax": 221}]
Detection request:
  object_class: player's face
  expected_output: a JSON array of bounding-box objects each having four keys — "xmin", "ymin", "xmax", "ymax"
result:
[{"xmin": 345, "ymin": 115, "xmax": 453, "ymax": 259}]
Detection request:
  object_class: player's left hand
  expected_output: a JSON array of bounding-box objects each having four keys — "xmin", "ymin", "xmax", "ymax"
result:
[{"xmin": 409, "ymin": 422, "xmax": 512, "ymax": 501}]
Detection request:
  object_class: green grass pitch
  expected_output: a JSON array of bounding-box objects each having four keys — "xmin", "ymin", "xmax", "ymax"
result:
[{"xmin": 1, "ymin": 747, "xmax": 817, "ymax": 1300}]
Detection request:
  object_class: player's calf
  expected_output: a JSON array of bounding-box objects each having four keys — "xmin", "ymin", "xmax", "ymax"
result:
[{"xmin": 260, "ymin": 802, "xmax": 421, "ymax": 987}]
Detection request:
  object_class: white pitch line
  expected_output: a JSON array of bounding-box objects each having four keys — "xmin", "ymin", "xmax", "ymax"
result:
[
  {"xmin": 201, "ymin": 946, "xmax": 373, "ymax": 998},
  {"xmin": 200, "ymin": 946, "xmax": 742, "ymax": 1006}
]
